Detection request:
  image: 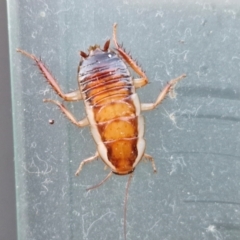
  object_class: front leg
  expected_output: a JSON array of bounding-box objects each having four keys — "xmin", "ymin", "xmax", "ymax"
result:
[
  {"xmin": 141, "ymin": 74, "xmax": 186, "ymax": 111},
  {"xmin": 17, "ymin": 49, "xmax": 83, "ymax": 101}
]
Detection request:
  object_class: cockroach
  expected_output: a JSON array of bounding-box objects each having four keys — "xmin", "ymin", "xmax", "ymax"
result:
[{"xmin": 17, "ymin": 23, "xmax": 186, "ymax": 240}]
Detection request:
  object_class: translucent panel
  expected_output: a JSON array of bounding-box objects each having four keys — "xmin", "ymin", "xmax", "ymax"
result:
[{"xmin": 8, "ymin": 0, "xmax": 240, "ymax": 239}]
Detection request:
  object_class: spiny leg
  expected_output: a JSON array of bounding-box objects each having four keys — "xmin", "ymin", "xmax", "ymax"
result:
[
  {"xmin": 141, "ymin": 74, "xmax": 186, "ymax": 111},
  {"xmin": 17, "ymin": 49, "xmax": 83, "ymax": 101},
  {"xmin": 112, "ymin": 23, "xmax": 148, "ymax": 89},
  {"xmin": 143, "ymin": 153, "xmax": 157, "ymax": 173},
  {"xmin": 43, "ymin": 99, "xmax": 89, "ymax": 127},
  {"xmin": 75, "ymin": 152, "xmax": 99, "ymax": 176},
  {"xmin": 133, "ymin": 78, "xmax": 148, "ymax": 88}
]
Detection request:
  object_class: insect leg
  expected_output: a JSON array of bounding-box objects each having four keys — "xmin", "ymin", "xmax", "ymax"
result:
[
  {"xmin": 43, "ymin": 99, "xmax": 89, "ymax": 127},
  {"xmin": 143, "ymin": 153, "xmax": 157, "ymax": 173},
  {"xmin": 17, "ymin": 49, "xmax": 83, "ymax": 101},
  {"xmin": 112, "ymin": 24, "xmax": 148, "ymax": 89},
  {"xmin": 133, "ymin": 78, "xmax": 148, "ymax": 88},
  {"xmin": 141, "ymin": 74, "xmax": 186, "ymax": 111},
  {"xmin": 75, "ymin": 152, "xmax": 99, "ymax": 176}
]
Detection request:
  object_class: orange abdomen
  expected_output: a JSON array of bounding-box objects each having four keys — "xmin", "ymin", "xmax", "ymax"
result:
[{"xmin": 78, "ymin": 50, "xmax": 140, "ymax": 174}]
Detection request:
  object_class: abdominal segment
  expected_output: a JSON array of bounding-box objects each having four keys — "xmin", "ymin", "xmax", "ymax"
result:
[
  {"xmin": 105, "ymin": 138, "xmax": 138, "ymax": 174},
  {"xmin": 94, "ymin": 100, "xmax": 139, "ymax": 174}
]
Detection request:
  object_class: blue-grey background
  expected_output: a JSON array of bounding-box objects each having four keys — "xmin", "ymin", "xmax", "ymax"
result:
[
  {"xmin": 0, "ymin": 1, "xmax": 16, "ymax": 240},
  {"xmin": 7, "ymin": 0, "xmax": 240, "ymax": 240}
]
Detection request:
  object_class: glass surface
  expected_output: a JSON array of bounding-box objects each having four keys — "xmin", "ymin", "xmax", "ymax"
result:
[{"xmin": 8, "ymin": 0, "xmax": 240, "ymax": 239}]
